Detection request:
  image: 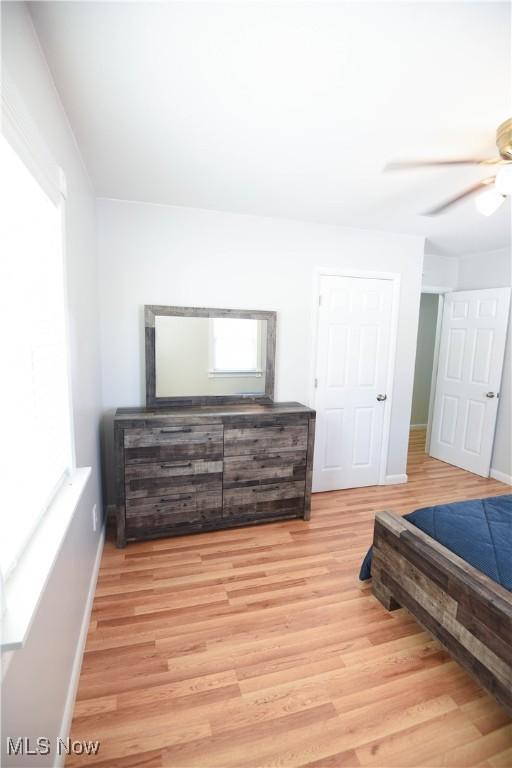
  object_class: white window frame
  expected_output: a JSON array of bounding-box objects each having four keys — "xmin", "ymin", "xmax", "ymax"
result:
[
  {"xmin": 1, "ymin": 70, "xmax": 91, "ymax": 653},
  {"xmin": 208, "ymin": 317, "xmax": 263, "ymax": 378}
]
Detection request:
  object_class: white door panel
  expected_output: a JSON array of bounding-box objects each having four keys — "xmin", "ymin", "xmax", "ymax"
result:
[
  {"xmin": 313, "ymin": 275, "xmax": 394, "ymax": 491},
  {"xmin": 430, "ymin": 287, "xmax": 510, "ymax": 477}
]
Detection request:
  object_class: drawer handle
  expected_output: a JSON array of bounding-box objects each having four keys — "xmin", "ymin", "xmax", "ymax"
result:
[
  {"xmin": 253, "ymin": 454, "xmax": 281, "ymax": 461},
  {"xmin": 160, "ymin": 428, "xmax": 192, "ymax": 434},
  {"xmin": 160, "ymin": 494, "xmax": 193, "ymax": 503},
  {"xmin": 161, "ymin": 462, "xmax": 192, "ymax": 469}
]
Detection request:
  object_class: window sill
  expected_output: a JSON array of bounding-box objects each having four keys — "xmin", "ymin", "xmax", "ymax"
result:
[
  {"xmin": 1, "ymin": 467, "xmax": 92, "ymax": 651},
  {"xmin": 208, "ymin": 370, "xmax": 263, "ymax": 378}
]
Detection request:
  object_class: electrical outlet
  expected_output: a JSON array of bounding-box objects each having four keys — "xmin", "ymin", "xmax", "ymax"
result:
[{"xmin": 92, "ymin": 504, "xmax": 97, "ymax": 532}]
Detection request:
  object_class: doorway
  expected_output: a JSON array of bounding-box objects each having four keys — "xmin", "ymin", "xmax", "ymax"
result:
[
  {"xmin": 410, "ymin": 292, "xmax": 441, "ymax": 453},
  {"xmin": 410, "ymin": 287, "xmax": 511, "ymax": 478},
  {"xmin": 429, "ymin": 288, "xmax": 510, "ymax": 477}
]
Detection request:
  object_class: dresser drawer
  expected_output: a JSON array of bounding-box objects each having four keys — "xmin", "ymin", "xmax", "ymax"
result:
[
  {"xmin": 223, "ymin": 451, "xmax": 306, "ymax": 489},
  {"xmin": 223, "ymin": 480, "xmax": 305, "ymax": 519},
  {"xmin": 126, "ymin": 489, "xmax": 222, "ymax": 536},
  {"xmin": 224, "ymin": 422, "xmax": 307, "ymax": 456},
  {"xmin": 125, "ymin": 459, "xmax": 222, "ymax": 499},
  {"xmin": 124, "ymin": 424, "xmax": 223, "ymax": 464}
]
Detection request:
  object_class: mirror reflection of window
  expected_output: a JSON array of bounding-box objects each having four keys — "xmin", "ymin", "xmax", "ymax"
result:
[
  {"xmin": 154, "ymin": 315, "xmax": 267, "ymax": 397},
  {"xmin": 210, "ymin": 318, "xmax": 262, "ymax": 376}
]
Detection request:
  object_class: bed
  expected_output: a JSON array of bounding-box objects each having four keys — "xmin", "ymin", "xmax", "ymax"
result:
[{"xmin": 360, "ymin": 495, "xmax": 512, "ymax": 715}]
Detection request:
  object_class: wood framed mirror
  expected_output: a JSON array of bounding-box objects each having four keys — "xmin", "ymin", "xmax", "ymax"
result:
[{"xmin": 144, "ymin": 305, "xmax": 277, "ymax": 407}]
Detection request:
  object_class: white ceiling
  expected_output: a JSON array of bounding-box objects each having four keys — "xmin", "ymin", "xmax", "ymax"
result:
[{"xmin": 29, "ymin": 1, "xmax": 511, "ymax": 256}]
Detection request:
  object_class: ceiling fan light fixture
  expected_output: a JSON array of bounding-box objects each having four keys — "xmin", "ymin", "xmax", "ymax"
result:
[
  {"xmin": 475, "ymin": 187, "xmax": 506, "ymax": 217},
  {"xmin": 495, "ymin": 165, "xmax": 512, "ymax": 196}
]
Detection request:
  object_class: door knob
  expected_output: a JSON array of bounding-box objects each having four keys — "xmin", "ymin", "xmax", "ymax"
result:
[
  {"xmin": 376, "ymin": 394, "xmax": 387, "ymax": 402},
  {"xmin": 486, "ymin": 392, "xmax": 496, "ymax": 398}
]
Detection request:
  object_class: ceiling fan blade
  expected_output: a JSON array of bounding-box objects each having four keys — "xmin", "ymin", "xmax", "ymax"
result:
[
  {"xmin": 422, "ymin": 176, "xmax": 496, "ymax": 216},
  {"xmin": 384, "ymin": 158, "xmax": 492, "ymax": 171}
]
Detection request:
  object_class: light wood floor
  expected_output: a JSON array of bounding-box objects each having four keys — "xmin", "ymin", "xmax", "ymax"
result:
[{"xmin": 68, "ymin": 430, "xmax": 511, "ymax": 767}]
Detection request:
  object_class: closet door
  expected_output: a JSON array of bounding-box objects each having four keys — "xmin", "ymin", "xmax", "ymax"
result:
[
  {"xmin": 313, "ymin": 275, "xmax": 395, "ymax": 491},
  {"xmin": 430, "ymin": 287, "xmax": 511, "ymax": 477}
]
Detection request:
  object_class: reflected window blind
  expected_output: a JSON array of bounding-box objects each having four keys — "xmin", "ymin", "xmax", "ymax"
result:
[{"xmin": 0, "ymin": 134, "xmax": 72, "ymax": 579}]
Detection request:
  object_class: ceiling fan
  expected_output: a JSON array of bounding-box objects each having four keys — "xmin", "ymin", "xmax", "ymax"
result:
[{"xmin": 385, "ymin": 117, "xmax": 512, "ymax": 216}]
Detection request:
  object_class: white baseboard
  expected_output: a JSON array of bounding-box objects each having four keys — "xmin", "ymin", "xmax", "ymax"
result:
[
  {"xmin": 490, "ymin": 468, "xmax": 512, "ymax": 486},
  {"xmin": 383, "ymin": 474, "xmax": 408, "ymax": 485},
  {"xmin": 410, "ymin": 424, "xmax": 427, "ymax": 430},
  {"xmin": 57, "ymin": 524, "xmax": 105, "ymax": 764}
]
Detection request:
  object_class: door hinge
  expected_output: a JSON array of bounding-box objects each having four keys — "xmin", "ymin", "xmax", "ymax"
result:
[
  {"xmin": 314, "ymin": 378, "xmax": 318, "ymax": 388},
  {"xmin": 318, "ymin": 295, "xmax": 322, "ymax": 306}
]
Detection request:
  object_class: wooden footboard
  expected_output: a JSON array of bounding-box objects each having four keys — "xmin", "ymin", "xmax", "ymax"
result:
[{"xmin": 371, "ymin": 511, "xmax": 512, "ymax": 716}]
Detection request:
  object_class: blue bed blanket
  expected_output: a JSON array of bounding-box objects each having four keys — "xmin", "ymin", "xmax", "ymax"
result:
[{"xmin": 359, "ymin": 494, "xmax": 512, "ymax": 590}]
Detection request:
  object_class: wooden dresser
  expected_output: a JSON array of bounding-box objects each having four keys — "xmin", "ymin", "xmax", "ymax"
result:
[{"xmin": 114, "ymin": 402, "xmax": 315, "ymax": 547}]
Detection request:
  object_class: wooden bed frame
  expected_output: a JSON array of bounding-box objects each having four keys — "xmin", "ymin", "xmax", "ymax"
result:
[{"xmin": 371, "ymin": 511, "xmax": 512, "ymax": 716}]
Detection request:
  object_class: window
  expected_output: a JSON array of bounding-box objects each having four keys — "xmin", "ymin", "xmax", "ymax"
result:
[
  {"xmin": 0, "ymin": 134, "xmax": 73, "ymax": 580},
  {"xmin": 209, "ymin": 318, "xmax": 262, "ymax": 375}
]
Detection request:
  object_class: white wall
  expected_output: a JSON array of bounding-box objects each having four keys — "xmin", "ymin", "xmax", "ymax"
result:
[
  {"xmin": 98, "ymin": 198, "xmax": 424, "ymax": 499},
  {"xmin": 411, "ymin": 293, "xmax": 439, "ymax": 426},
  {"xmin": 457, "ymin": 248, "xmax": 512, "ymax": 481},
  {"xmin": 422, "ymin": 252, "xmax": 458, "ymax": 290},
  {"xmin": 1, "ymin": 4, "xmax": 103, "ymax": 764},
  {"xmin": 458, "ymin": 248, "xmax": 511, "ymax": 289}
]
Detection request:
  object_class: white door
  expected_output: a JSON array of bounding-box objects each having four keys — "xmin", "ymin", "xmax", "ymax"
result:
[
  {"xmin": 313, "ymin": 275, "xmax": 395, "ymax": 492},
  {"xmin": 430, "ymin": 287, "xmax": 511, "ymax": 477}
]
